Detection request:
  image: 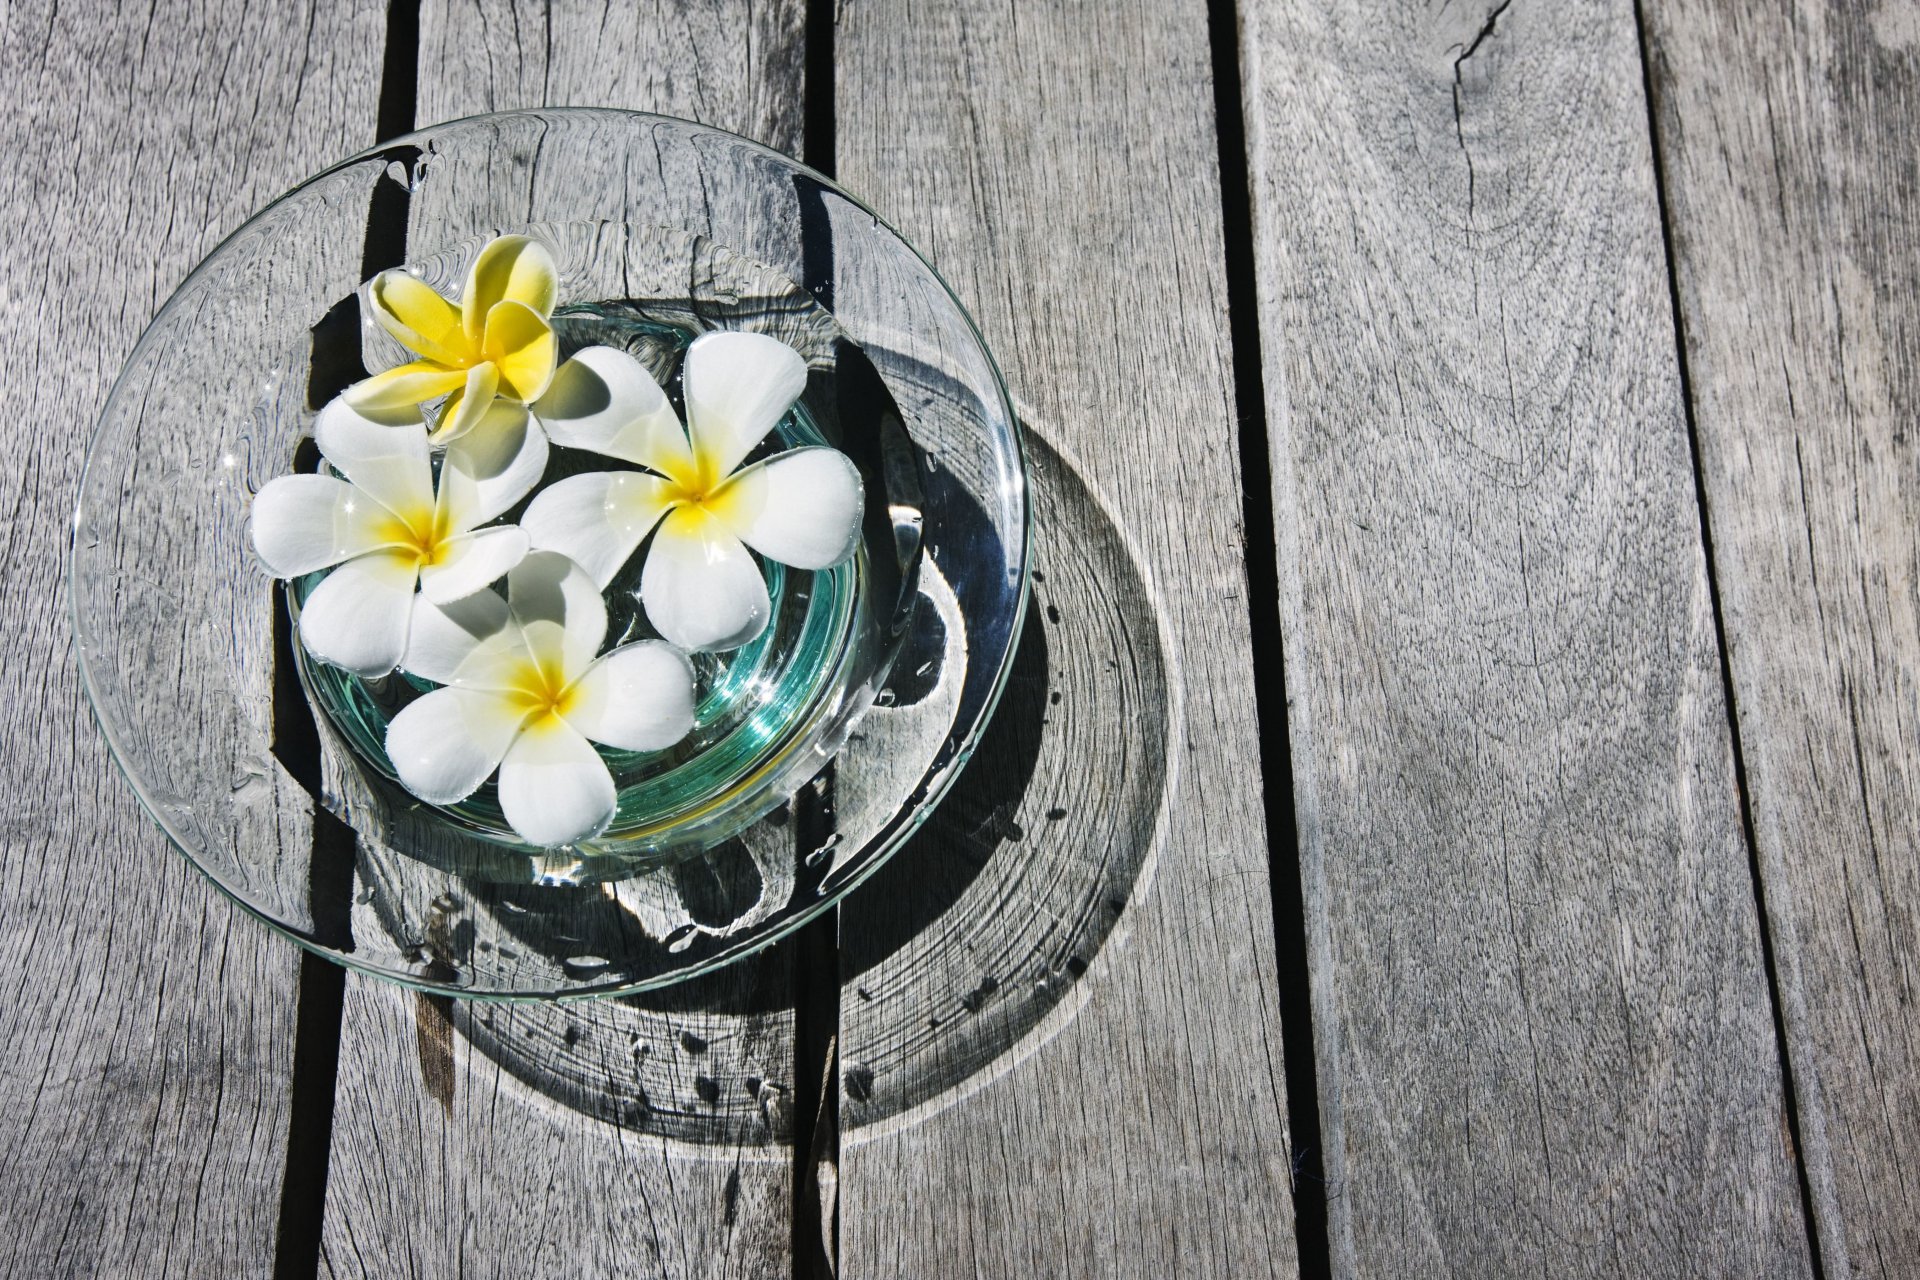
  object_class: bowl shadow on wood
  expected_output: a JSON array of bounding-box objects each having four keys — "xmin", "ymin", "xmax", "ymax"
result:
[{"xmin": 434, "ymin": 429, "xmax": 1175, "ymax": 1146}]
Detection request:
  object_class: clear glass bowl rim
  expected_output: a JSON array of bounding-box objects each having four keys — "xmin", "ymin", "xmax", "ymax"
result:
[{"xmin": 70, "ymin": 106, "xmax": 1035, "ymax": 999}]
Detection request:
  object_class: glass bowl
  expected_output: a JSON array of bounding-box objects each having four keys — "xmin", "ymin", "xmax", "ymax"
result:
[{"xmin": 71, "ymin": 109, "xmax": 1030, "ymax": 997}]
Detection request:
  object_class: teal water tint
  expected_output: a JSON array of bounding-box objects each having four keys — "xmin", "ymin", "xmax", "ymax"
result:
[{"xmin": 295, "ymin": 304, "xmax": 867, "ymax": 857}]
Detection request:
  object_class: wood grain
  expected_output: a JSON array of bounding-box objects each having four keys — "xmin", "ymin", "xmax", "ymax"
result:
[
  {"xmin": 319, "ymin": 4, "xmax": 806, "ymax": 1276},
  {"xmin": 1643, "ymin": 2, "xmax": 1920, "ymax": 1274},
  {"xmin": 834, "ymin": 1, "xmax": 1300, "ymax": 1275},
  {"xmin": 1240, "ymin": 0, "xmax": 1812, "ymax": 1273},
  {"xmin": 0, "ymin": 0, "xmax": 386, "ymax": 1275}
]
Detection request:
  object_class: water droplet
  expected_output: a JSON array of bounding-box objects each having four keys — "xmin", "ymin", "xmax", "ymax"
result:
[
  {"xmin": 960, "ymin": 974, "xmax": 1000, "ymax": 1013},
  {"xmin": 562, "ymin": 955, "xmax": 611, "ymax": 979},
  {"xmin": 844, "ymin": 1064, "xmax": 875, "ymax": 1102},
  {"xmin": 804, "ymin": 832, "xmax": 843, "ymax": 867}
]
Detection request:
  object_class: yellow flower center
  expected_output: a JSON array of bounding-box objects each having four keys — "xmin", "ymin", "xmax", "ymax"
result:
[
  {"xmin": 662, "ymin": 462, "xmax": 745, "ymax": 522},
  {"xmin": 502, "ymin": 656, "xmax": 581, "ymax": 727},
  {"xmin": 375, "ymin": 504, "xmax": 455, "ymax": 568}
]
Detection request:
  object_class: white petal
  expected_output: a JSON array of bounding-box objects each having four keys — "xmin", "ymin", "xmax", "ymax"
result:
[
  {"xmin": 296, "ymin": 551, "xmax": 419, "ymax": 677},
  {"xmin": 507, "ymin": 550, "xmax": 608, "ymax": 681},
  {"xmin": 250, "ymin": 474, "xmax": 397, "ymax": 577},
  {"xmin": 418, "ymin": 525, "xmax": 530, "ymax": 605},
  {"xmin": 438, "ymin": 401, "xmax": 550, "ymax": 530},
  {"xmin": 385, "ymin": 685, "xmax": 524, "ymax": 804},
  {"xmin": 715, "ymin": 447, "xmax": 863, "ymax": 570},
  {"xmin": 682, "ymin": 331, "xmax": 808, "ymax": 480},
  {"xmin": 312, "ymin": 397, "xmax": 433, "ymax": 517},
  {"xmin": 496, "ymin": 719, "xmax": 617, "ymax": 847},
  {"xmin": 534, "ymin": 347, "xmax": 695, "ymax": 481},
  {"xmin": 520, "ymin": 470, "xmax": 677, "ymax": 589},
  {"xmin": 564, "ymin": 642, "xmax": 697, "ymax": 752},
  {"xmin": 402, "ymin": 590, "xmax": 512, "ymax": 684},
  {"xmin": 640, "ymin": 507, "xmax": 771, "ymax": 652}
]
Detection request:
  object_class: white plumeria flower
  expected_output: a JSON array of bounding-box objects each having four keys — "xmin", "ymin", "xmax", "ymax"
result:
[
  {"xmin": 250, "ymin": 397, "xmax": 549, "ymax": 676},
  {"xmin": 387, "ymin": 551, "xmax": 697, "ymax": 847},
  {"xmin": 521, "ymin": 331, "xmax": 863, "ymax": 653}
]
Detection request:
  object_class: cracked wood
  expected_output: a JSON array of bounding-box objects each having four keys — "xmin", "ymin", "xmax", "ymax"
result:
[{"xmin": 1239, "ymin": 0, "xmax": 1812, "ymax": 1273}]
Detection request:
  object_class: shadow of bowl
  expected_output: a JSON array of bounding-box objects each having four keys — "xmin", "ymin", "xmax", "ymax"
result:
[{"xmin": 430, "ymin": 425, "xmax": 1176, "ymax": 1144}]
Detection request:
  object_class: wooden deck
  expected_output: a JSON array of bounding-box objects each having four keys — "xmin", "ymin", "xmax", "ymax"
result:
[{"xmin": 3, "ymin": 0, "xmax": 1913, "ymax": 1275}]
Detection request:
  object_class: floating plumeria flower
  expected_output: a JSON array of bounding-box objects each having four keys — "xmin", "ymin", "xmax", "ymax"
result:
[
  {"xmin": 521, "ymin": 332, "xmax": 863, "ymax": 652},
  {"xmin": 250, "ymin": 397, "xmax": 549, "ymax": 676},
  {"xmin": 387, "ymin": 551, "xmax": 697, "ymax": 847},
  {"xmin": 347, "ymin": 234, "xmax": 560, "ymax": 444}
]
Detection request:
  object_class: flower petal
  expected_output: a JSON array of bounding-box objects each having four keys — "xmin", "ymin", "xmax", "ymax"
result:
[
  {"xmin": 711, "ymin": 447, "xmax": 863, "ymax": 570},
  {"xmin": 682, "ymin": 331, "xmax": 808, "ymax": 482},
  {"xmin": 462, "ymin": 235, "xmax": 559, "ymax": 339},
  {"xmin": 418, "ymin": 525, "xmax": 530, "ymax": 605},
  {"xmin": 483, "ymin": 300, "xmax": 558, "ymax": 402},
  {"xmin": 345, "ymin": 360, "xmax": 469, "ymax": 413},
  {"xmin": 532, "ymin": 346, "xmax": 695, "ymax": 481},
  {"xmin": 563, "ymin": 641, "xmax": 697, "ymax": 752},
  {"xmin": 385, "ymin": 685, "xmax": 524, "ymax": 805},
  {"xmin": 640, "ymin": 507, "xmax": 772, "ymax": 652},
  {"xmin": 296, "ymin": 550, "xmax": 419, "ymax": 676},
  {"xmin": 507, "ymin": 549, "xmax": 608, "ymax": 682},
  {"xmin": 520, "ymin": 470, "xmax": 677, "ymax": 589},
  {"xmin": 496, "ymin": 719, "xmax": 617, "ymax": 847},
  {"xmin": 250, "ymin": 475, "xmax": 399, "ymax": 577},
  {"xmin": 438, "ymin": 401, "xmax": 550, "ymax": 530},
  {"xmin": 312, "ymin": 396, "xmax": 434, "ymax": 518},
  {"xmin": 367, "ymin": 270, "xmax": 470, "ymax": 367},
  {"xmin": 402, "ymin": 589, "xmax": 512, "ymax": 684},
  {"xmin": 429, "ymin": 361, "xmax": 501, "ymax": 445}
]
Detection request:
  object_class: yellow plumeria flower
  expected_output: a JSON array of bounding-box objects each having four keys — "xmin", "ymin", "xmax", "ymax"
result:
[{"xmin": 346, "ymin": 234, "xmax": 560, "ymax": 444}]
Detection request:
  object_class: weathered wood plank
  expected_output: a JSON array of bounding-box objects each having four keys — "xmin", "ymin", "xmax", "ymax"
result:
[
  {"xmin": 1240, "ymin": 0, "xmax": 1810, "ymax": 1273},
  {"xmin": 416, "ymin": 0, "xmax": 802, "ymax": 149},
  {"xmin": 320, "ymin": 4, "xmax": 805, "ymax": 1276},
  {"xmin": 0, "ymin": 0, "xmax": 386, "ymax": 1275},
  {"xmin": 834, "ymin": 2, "xmax": 1300, "ymax": 1276},
  {"xmin": 1642, "ymin": 3, "xmax": 1920, "ymax": 1274}
]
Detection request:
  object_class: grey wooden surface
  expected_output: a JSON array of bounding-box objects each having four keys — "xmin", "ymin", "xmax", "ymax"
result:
[
  {"xmin": 5, "ymin": 0, "xmax": 1917, "ymax": 1276},
  {"xmin": 0, "ymin": 1, "xmax": 384, "ymax": 1277},
  {"xmin": 1240, "ymin": 0, "xmax": 1810, "ymax": 1272},
  {"xmin": 1643, "ymin": 1, "xmax": 1920, "ymax": 1273},
  {"xmin": 833, "ymin": 1, "xmax": 1298, "ymax": 1276}
]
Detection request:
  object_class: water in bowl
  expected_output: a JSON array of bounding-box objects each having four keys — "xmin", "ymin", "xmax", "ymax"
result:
[{"xmin": 292, "ymin": 296, "xmax": 907, "ymax": 864}]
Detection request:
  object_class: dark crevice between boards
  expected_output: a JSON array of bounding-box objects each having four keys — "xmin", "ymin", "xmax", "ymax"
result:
[
  {"xmin": 791, "ymin": 2, "xmax": 842, "ymax": 1276},
  {"xmin": 374, "ymin": 0, "xmax": 420, "ymax": 147},
  {"xmin": 272, "ymin": 5, "xmax": 421, "ymax": 1278},
  {"xmin": 270, "ymin": 581, "xmax": 355, "ymax": 1280},
  {"xmin": 1204, "ymin": 0, "xmax": 1332, "ymax": 1275},
  {"xmin": 1632, "ymin": 5, "xmax": 1828, "ymax": 1276},
  {"xmin": 791, "ymin": 777, "xmax": 842, "ymax": 1279}
]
